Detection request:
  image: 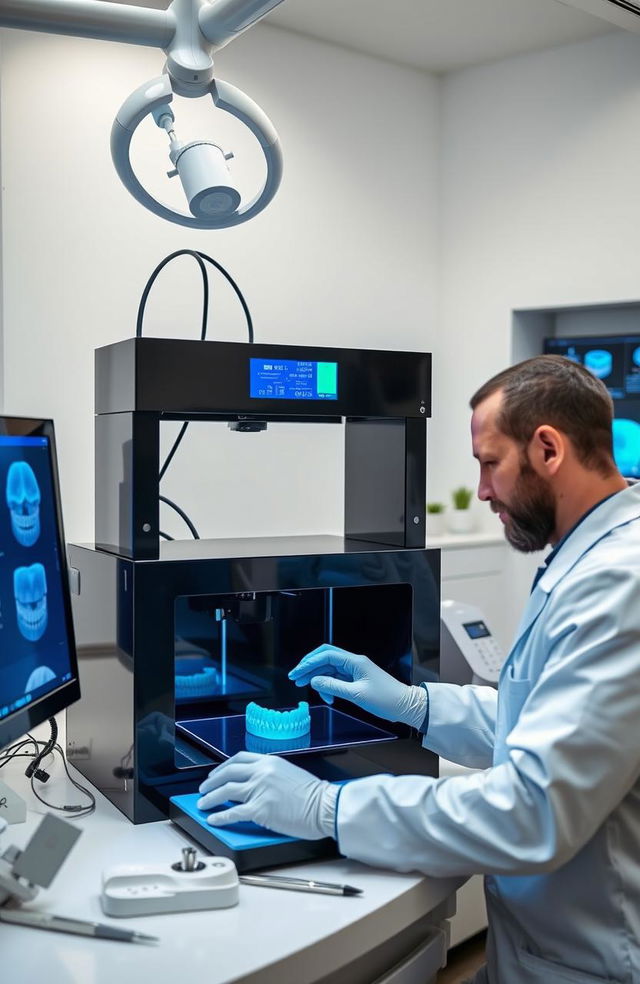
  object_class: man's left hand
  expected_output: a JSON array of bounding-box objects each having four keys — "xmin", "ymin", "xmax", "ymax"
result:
[{"xmin": 197, "ymin": 752, "xmax": 334, "ymax": 840}]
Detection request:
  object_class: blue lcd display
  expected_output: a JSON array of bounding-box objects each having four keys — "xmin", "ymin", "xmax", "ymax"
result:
[
  {"xmin": 463, "ymin": 621, "xmax": 490, "ymax": 640},
  {"xmin": 250, "ymin": 359, "xmax": 338, "ymax": 401}
]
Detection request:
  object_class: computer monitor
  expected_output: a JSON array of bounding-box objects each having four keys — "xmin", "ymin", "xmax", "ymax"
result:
[
  {"xmin": 544, "ymin": 334, "xmax": 640, "ymax": 478},
  {"xmin": 0, "ymin": 417, "xmax": 79, "ymax": 750}
]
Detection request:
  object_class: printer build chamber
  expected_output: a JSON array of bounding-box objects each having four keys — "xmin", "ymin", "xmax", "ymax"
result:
[{"xmin": 67, "ymin": 538, "xmax": 440, "ymax": 824}]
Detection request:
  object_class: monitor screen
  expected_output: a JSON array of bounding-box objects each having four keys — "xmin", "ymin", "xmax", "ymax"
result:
[
  {"xmin": 544, "ymin": 334, "xmax": 640, "ymax": 478},
  {"xmin": 0, "ymin": 418, "xmax": 79, "ymax": 750}
]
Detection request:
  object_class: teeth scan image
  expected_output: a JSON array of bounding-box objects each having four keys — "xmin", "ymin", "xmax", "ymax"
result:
[
  {"xmin": 6, "ymin": 460, "xmax": 41, "ymax": 547},
  {"xmin": 13, "ymin": 562, "xmax": 48, "ymax": 642}
]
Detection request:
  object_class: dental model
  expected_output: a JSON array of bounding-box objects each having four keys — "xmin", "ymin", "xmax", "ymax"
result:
[
  {"xmin": 245, "ymin": 701, "xmax": 310, "ymax": 741},
  {"xmin": 175, "ymin": 665, "xmax": 220, "ymax": 700},
  {"xmin": 14, "ymin": 563, "xmax": 48, "ymax": 642},
  {"xmin": 6, "ymin": 461, "xmax": 41, "ymax": 547}
]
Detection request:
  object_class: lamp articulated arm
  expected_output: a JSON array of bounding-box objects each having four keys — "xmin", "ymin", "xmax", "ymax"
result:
[{"xmin": 0, "ymin": 0, "xmax": 287, "ymax": 228}]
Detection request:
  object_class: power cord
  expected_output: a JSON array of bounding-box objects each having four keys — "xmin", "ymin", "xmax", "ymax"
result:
[
  {"xmin": 24, "ymin": 716, "xmax": 57, "ymax": 782},
  {"xmin": 29, "ymin": 745, "xmax": 96, "ymax": 818},
  {"xmin": 0, "ymin": 724, "xmax": 95, "ymax": 819},
  {"xmin": 135, "ymin": 249, "xmax": 254, "ymax": 540}
]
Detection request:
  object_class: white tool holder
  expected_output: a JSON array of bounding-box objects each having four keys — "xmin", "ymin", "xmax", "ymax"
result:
[{"xmin": 102, "ymin": 848, "xmax": 239, "ymax": 917}]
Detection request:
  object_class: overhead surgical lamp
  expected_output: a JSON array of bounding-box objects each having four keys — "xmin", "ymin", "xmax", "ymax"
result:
[{"xmin": 0, "ymin": 0, "xmax": 285, "ymax": 229}]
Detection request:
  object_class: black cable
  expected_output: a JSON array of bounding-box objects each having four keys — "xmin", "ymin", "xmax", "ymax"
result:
[
  {"xmin": 25, "ymin": 717, "xmax": 57, "ymax": 780},
  {"xmin": 136, "ymin": 249, "xmax": 253, "ymax": 540},
  {"xmin": 197, "ymin": 251, "xmax": 254, "ymax": 343},
  {"xmin": 159, "ymin": 421, "xmax": 189, "ymax": 482},
  {"xmin": 159, "ymin": 530, "xmax": 173, "ymax": 541},
  {"xmin": 159, "ymin": 495, "xmax": 200, "ymax": 539},
  {"xmin": 136, "ymin": 249, "xmax": 209, "ymax": 340},
  {"xmin": 29, "ymin": 744, "xmax": 95, "ymax": 818},
  {"xmin": 1, "ymin": 735, "xmax": 95, "ymax": 817},
  {"xmin": 0, "ymin": 736, "xmax": 39, "ymax": 768}
]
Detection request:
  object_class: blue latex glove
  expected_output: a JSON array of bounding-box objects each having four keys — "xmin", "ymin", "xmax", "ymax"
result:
[
  {"xmin": 288, "ymin": 644, "xmax": 426, "ymax": 727},
  {"xmin": 197, "ymin": 751, "xmax": 336, "ymax": 840}
]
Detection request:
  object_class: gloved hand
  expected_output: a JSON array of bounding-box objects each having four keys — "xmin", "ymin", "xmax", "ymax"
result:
[
  {"xmin": 197, "ymin": 751, "xmax": 337, "ymax": 840},
  {"xmin": 288, "ymin": 644, "xmax": 426, "ymax": 727}
]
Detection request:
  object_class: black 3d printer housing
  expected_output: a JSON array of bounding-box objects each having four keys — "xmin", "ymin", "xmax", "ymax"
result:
[{"xmin": 66, "ymin": 338, "xmax": 440, "ymax": 871}]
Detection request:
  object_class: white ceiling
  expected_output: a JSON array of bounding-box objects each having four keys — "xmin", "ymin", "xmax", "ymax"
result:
[
  {"xmin": 265, "ymin": 0, "xmax": 615, "ymax": 73},
  {"xmin": 104, "ymin": 0, "xmax": 617, "ymax": 74}
]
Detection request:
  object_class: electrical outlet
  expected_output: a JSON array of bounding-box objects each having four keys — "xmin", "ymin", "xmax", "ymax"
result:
[{"xmin": 66, "ymin": 740, "xmax": 91, "ymax": 761}]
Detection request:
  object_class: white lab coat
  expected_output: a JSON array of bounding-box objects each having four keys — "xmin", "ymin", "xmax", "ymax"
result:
[{"xmin": 336, "ymin": 483, "xmax": 640, "ymax": 983}]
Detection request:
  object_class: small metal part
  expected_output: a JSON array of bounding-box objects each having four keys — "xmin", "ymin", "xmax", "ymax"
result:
[{"xmin": 171, "ymin": 847, "xmax": 205, "ymax": 873}]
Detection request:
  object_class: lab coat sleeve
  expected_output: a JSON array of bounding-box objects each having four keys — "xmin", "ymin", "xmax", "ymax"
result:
[
  {"xmin": 336, "ymin": 563, "xmax": 640, "ymax": 877},
  {"xmin": 420, "ymin": 682, "xmax": 497, "ymax": 769}
]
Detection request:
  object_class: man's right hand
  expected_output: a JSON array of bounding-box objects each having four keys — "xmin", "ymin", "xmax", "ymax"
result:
[{"xmin": 288, "ymin": 644, "xmax": 424, "ymax": 726}]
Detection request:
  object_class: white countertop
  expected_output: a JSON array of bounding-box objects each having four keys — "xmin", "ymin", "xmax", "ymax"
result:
[
  {"xmin": 426, "ymin": 531, "xmax": 505, "ymax": 549},
  {"xmin": 1, "ymin": 756, "xmax": 462, "ymax": 984}
]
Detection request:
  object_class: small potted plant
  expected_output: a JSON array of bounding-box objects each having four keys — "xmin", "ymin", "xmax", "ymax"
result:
[
  {"xmin": 447, "ymin": 486, "xmax": 475, "ymax": 534},
  {"xmin": 426, "ymin": 501, "xmax": 446, "ymax": 537}
]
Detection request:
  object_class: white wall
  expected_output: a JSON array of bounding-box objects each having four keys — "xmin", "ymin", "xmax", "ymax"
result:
[
  {"xmin": 434, "ymin": 29, "xmax": 640, "ymax": 634},
  {"xmin": 434, "ymin": 29, "xmax": 640, "ymax": 506},
  {"xmin": 0, "ymin": 24, "xmax": 439, "ymax": 543}
]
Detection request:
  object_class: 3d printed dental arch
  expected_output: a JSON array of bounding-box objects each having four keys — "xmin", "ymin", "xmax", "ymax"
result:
[
  {"xmin": 6, "ymin": 461, "xmax": 41, "ymax": 547},
  {"xmin": 14, "ymin": 563, "xmax": 48, "ymax": 642},
  {"xmin": 245, "ymin": 732, "xmax": 311, "ymax": 754},
  {"xmin": 175, "ymin": 666, "xmax": 221, "ymax": 700},
  {"xmin": 245, "ymin": 701, "xmax": 310, "ymax": 741}
]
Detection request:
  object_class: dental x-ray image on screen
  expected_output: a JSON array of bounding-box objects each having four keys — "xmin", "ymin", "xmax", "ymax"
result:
[
  {"xmin": 544, "ymin": 334, "xmax": 640, "ymax": 478},
  {"xmin": 0, "ymin": 418, "xmax": 79, "ymax": 749}
]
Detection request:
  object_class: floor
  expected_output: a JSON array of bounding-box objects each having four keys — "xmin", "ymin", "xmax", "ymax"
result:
[{"xmin": 437, "ymin": 931, "xmax": 487, "ymax": 983}]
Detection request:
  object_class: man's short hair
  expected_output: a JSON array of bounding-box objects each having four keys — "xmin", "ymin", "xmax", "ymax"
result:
[{"xmin": 470, "ymin": 355, "xmax": 616, "ymax": 475}]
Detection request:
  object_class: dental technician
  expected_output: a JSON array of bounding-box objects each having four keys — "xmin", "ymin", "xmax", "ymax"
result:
[{"xmin": 198, "ymin": 355, "xmax": 640, "ymax": 984}]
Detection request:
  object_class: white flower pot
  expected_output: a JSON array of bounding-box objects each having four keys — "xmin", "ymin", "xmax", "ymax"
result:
[
  {"xmin": 426, "ymin": 513, "xmax": 446, "ymax": 538},
  {"xmin": 447, "ymin": 508, "xmax": 475, "ymax": 534}
]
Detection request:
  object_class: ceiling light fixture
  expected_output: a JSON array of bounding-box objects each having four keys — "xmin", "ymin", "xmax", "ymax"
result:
[{"xmin": 0, "ymin": 0, "xmax": 286, "ymax": 229}]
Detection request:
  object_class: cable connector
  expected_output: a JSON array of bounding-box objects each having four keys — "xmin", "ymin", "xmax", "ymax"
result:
[{"xmin": 25, "ymin": 762, "xmax": 50, "ymax": 782}]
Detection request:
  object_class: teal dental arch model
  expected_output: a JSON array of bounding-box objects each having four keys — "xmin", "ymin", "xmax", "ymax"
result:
[{"xmin": 245, "ymin": 701, "xmax": 310, "ymax": 741}]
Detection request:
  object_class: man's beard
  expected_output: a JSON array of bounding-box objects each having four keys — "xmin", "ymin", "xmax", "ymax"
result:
[{"xmin": 492, "ymin": 462, "xmax": 556, "ymax": 553}]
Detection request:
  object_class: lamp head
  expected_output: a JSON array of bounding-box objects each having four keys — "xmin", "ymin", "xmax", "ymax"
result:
[
  {"xmin": 111, "ymin": 75, "xmax": 282, "ymax": 230},
  {"xmin": 170, "ymin": 141, "xmax": 241, "ymax": 219}
]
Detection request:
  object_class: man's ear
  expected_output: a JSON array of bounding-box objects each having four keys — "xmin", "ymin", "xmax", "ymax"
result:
[{"xmin": 528, "ymin": 425, "xmax": 565, "ymax": 476}]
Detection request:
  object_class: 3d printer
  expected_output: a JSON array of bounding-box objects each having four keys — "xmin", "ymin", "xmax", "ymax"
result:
[{"xmin": 66, "ymin": 338, "xmax": 440, "ymax": 870}]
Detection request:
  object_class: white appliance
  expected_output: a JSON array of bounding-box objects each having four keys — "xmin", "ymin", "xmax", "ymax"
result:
[{"xmin": 440, "ymin": 599, "xmax": 506, "ymax": 686}]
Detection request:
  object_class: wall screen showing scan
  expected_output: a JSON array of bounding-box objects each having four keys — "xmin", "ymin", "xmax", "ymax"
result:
[
  {"xmin": 250, "ymin": 359, "xmax": 338, "ymax": 400},
  {"xmin": 545, "ymin": 334, "xmax": 640, "ymax": 477},
  {"xmin": 0, "ymin": 436, "xmax": 74, "ymax": 723}
]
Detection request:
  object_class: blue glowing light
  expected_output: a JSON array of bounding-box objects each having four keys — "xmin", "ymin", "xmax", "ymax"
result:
[
  {"xmin": 613, "ymin": 417, "xmax": 640, "ymax": 477},
  {"xmin": 584, "ymin": 348, "xmax": 613, "ymax": 379}
]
